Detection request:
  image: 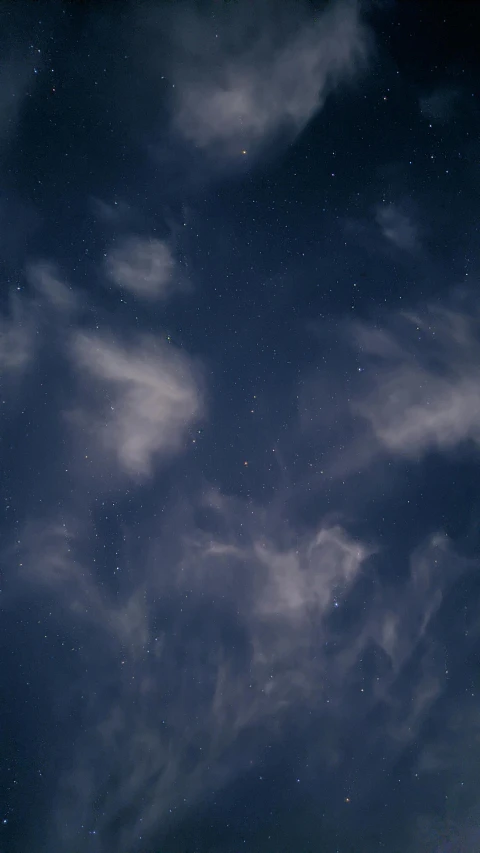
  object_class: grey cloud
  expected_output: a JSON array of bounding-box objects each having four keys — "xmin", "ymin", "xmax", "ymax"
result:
[
  {"xmin": 26, "ymin": 261, "xmax": 78, "ymax": 312},
  {"xmin": 376, "ymin": 203, "xmax": 419, "ymax": 251},
  {"xmin": 15, "ymin": 521, "xmax": 149, "ymax": 654},
  {"xmin": 69, "ymin": 331, "xmax": 203, "ymax": 478},
  {"xmin": 352, "ymin": 297, "xmax": 480, "ymax": 457},
  {"xmin": 92, "ymin": 197, "xmax": 133, "ymax": 225},
  {"xmin": 0, "ymin": 293, "xmax": 35, "ymax": 373},
  {"xmin": 105, "ymin": 236, "xmax": 179, "ymax": 301},
  {"xmin": 169, "ymin": 0, "xmax": 369, "ymax": 161},
  {"xmin": 408, "ymin": 703, "xmax": 480, "ymax": 851},
  {"xmin": 12, "ymin": 488, "xmax": 472, "ymax": 852},
  {"xmin": 253, "ymin": 525, "xmax": 370, "ymax": 622}
]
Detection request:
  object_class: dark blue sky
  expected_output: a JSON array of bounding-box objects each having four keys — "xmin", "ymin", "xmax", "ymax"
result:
[{"xmin": 1, "ymin": 1, "xmax": 480, "ymax": 851}]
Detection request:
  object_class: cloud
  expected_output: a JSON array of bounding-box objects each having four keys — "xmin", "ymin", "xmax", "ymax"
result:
[
  {"xmin": 407, "ymin": 699, "xmax": 480, "ymax": 852},
  {"xmin": 253, "ymin": 525, "xmax": 369, "ymax": 622},
  {"xmin": 169, "ymin": 0, "xmax": 369, "ymax": 161},
  {"xmin": 15, "ymin": 520, "xmax": 150, "ymax": 654},
  {"xmin": 376, "ymin": 203, "xmax": 418, "ymax": 251},
  {"xmin": 105, "ymin": 235, "xmax": 180, "ymax": 301},
  {"xmin": 69, "ymin": 331, "xmax": 203, "ymax": 478},
  {"xmin": 352, "ymin": 296, "xmax": 480, "ymax": 457},
  {"xmin": 9, "ymin": 484, "xmax": 474, "ymax": 852},
  {"xmin": 26, "ymin": 261, "xmax": 78, "ymax": 312},
  {"xmin": 92, "ymin": 197, "xmax": 133, "ymax": 225},
  {"xmin": 0, "ymin": 292, "xmax": 35, "ymax": 373}
]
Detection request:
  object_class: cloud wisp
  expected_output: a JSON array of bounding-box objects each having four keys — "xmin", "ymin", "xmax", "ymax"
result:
[
  {"xmin": 105, "ymin": 236, "xmax": 182, "ymax": 302},
  {"xmin": 375, "ymin": 204, "xmax": 419, "ymax": 252},
  {"xmin": 352, "ymin": 296, "xmax": 480, "ymax": 458},
  {"xmin": 69, "ymin": 331, "xmax": 203, "ymax": 479},
  {"xmin": 166, "ymin": 0, "xmax": 369, "ymax": 163},
  {"xmin": 3, "ymin": 261, "xmax": 480, "ymax": 852},
  {"xmin": 10, "ymin": 484, "xmax": 472, "ymax": 852}
]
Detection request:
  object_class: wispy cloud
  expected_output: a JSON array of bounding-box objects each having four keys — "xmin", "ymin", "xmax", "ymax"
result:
[
  {"xmin": 26, "ymin": 261, "xmax": 78, "ymax": 313},
  {"xmin": 376, "ymin": 203, "xmax": 419, "ymax": 251},
  {"xmin": 92, "ymin": 197, "xmax": 133, "ymax": 226},
  {"xmin": 105, "ymin": 236, "xmax": 180, "ymax": 301},
  {"xmin": 0, "ymin": 293, "xmax": 36, "ymax": 373},
  {"xmin": 69, "ymin": 331, "xmax": 203, "ymax": 478},
  {"xmin": 169, "ymin": 0, "xmax": 369, "ymax": 161},
  {"xmin": 352, "ymin": 296, "xmax": 480, "ymax": 457},
  {"xmin": 5, "ymin": 277, "xmax": 480, "ymax": 851},
  {"xmin": 10, "ymin": 487, "xmax": 472, "ymax": 852}
]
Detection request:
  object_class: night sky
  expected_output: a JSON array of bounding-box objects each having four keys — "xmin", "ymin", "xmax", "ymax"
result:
[{"xmin": 1, "ymin": 1, "xmax": 480, "ymax": 851}]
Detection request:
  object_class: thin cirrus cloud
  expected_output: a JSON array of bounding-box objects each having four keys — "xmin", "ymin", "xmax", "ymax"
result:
[
  {"xmin": 13, "ymin": 484, "xmax": 474, "ymax": 852},
  {"xmin": 104, "ymin": 236, "xmax": 178, "ymax": 301},
  {"xmin": 26, "ymin": 261, "xmax": 78, "ymax": 313},
  {"xmin": 352, "ymin": 294, "xmax": 480, "ymax": 458},
  {"xmin": 0, "ymin": 293, "xmax": 36, "ymax": 373},
  {"xmin": 1, "ymin": 266, "xmax": 75, "ymax": 385},
  {"xmin": 92, "ymin": 197, "xmax": 134, "ymax": 226},
  {"xmin": 4, "ymin": 263, "xmax": 478, "ymax": 850},
  {"xmin": 69, "ymin": 331, "xmax": 203, "ymax": 478},
  {"xmin": 298, "ymin": 289, "xmax": 480, "ymax": 483},
  {"xmin": 375, "ymin": 203, "xmax": 419, "ymax": 251},
  {"xmin": 168, "ymin": 0, "xmax": 369, "ymax": 161}
]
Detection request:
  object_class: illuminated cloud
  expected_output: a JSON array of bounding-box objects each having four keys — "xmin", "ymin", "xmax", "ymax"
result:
[
  {"xmin": 253, "ymin": 525, "xmax": 368, "ymax": 622},
  {"xmin": 353, "ymin": 298, "xmax": 480, "ymax": 457},
  {"xmin": 169, "ymin": 0, "xmax": 369, "ymax": 160},
  {"xmin": 70, "ymin": 332, "xmax": 203, "ymax": 477},
  {"xmin": 2, "ymin": 6, "xmax": 477, "ymax": 851},
  {"xmin": 10, "ymin": 489, "xmax": 473, "ymax": 852},
  {"xmin": 105, "ymin": 236, "xmax": 178, "ymax": 301}
]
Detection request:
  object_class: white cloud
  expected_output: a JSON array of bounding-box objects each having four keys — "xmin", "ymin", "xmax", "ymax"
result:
[
  {"xmin": 353, "ymin": 299, "xmax": 480, "ymax": 457},
  {"xmin": 254, "ymin": 525, "xmax": 369, "ymax": 621},
  {"xmin": 170, "ymin": 0, "xmax": 369, "ymax": 160},
  {"xmin": 105, "ymin": 236, "xmax": 178, "ymax": 301},
  {"xmin": 70, "ymin": 332, "xmax": 203, "ymax": 477},
  {"xmin": 363, "ymin": 374, "xmax": 480, "ymax": 455}
]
